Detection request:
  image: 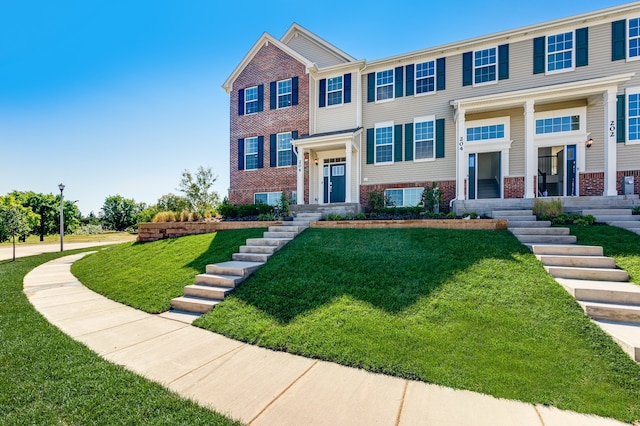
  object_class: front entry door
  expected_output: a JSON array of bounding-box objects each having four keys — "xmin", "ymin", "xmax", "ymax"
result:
[
  {"xmin": 566, "ymin": 144, "xmax": 577, "ymax": 196},
  {"xmin": 323, "ymin": 163, "xmax": 346, "ymax": 203}
]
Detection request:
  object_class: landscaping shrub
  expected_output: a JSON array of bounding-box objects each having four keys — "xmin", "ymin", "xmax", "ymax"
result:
[
  {"xmin": 152, "ymin": 211, "xmax": 176, "ymax": 222},
  {"xmin": 549, "ymin": 213, "xmax": 595, "ymax": 226},
  {"xmin": 189, "ymin": 211, "xmax": 202, "ymax": 221},
  {"xmin": 367, "ymin": 190, "xmax": 390, "ymax": 212},
  {"xmin": 73, "ymin": 224, "xmax": 105, "ymax": 235},
  {"xmin": 422, "ymin": 182, "xmax": 444, "ymax": 213}
]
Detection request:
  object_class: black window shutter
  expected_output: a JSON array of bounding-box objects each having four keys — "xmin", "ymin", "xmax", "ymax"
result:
[
  {"xmin": 404, "ymin": 123, "xmax": 413, "ymax": 161},
  {"xmin": 533, "ymin": 36, "xmax": 546, "ymax": 74},
  {"xmin": 436, "ymin": 57, "xmax": 446, "ymax": 91},
  {"xmin": 498, "ymin": 44, "xmax": 509, "ymax": 80},
  {"xmin": 576, "ymin": 28, "xmax": 588, "ymax": 67},
  {"xmin": 612, "ymin": 20, "xmax": 626, "ymax": 61},
  {"xmin": 366, "ymin": 128, "xmax": 374, "ymax": 164},
  {"xmin": 257, "ymin": 136, "xmax": 264, "ymax": 168},
  {"xmin": 269, "ymin": 134, "xmax": 277, "ymax": 167},
  {"xmin": 292, "ymin": 76, "xmax": 299, "ymax": 106},
  {"xmin": 344, "ymin": 73, "xmax": 351, "ymax": 103},
  {"xmin": 270, "ymin": 82, "xmax": 276, "ymax": 109},
  {"xmin": 367, "ymin": 73, "xmax": 375, "ymax": 103},
  {"xmin": 405, "ymin": 65, "xmax": 414, "ymax": 96},
  {"xmin": 257, "ymin": 84, "xmax": 264, "ymax": 112},
  {"xmin": 319, "ymin": 79, "xmax": 326, "ymax": 108},
  {"xmin": 462, "ymin": 52, "xmax": 472, "ymax": 86},
  {"xmin": 238, "ymin": 89, "xmax": 245, "ymax": 116},
  {"xmin": 435, "ymin": 119, "xmax": 445, "ymax": 158},
  {"xmin": 291, "ymin": 131, "xmax": 298, "ymax": 165},
  {"xmin": 394, "ymin": 124, "xmax": 403, "ymax": 162},
  {"xmin": 395, "ymin": 66, "xmax": 403, "ymax": 98},
  {"xmin": 617, "ymin": 94, "xmax": 626, "ymax": 143},
  {"xmin": 238, "ymin": 138, "xmax": 245, "ymax": 170}
]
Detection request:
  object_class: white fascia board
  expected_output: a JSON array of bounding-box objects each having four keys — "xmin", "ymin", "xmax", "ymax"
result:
[
  {"xmin": 309, "ymin": 60, "xmax": 366, "ymax": 78},
  {"xmin": 222, "ymin": 33, "xmax": 315, "ymax": 93}
]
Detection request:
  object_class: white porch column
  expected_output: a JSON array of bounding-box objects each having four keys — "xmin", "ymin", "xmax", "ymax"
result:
[
  {"xmin": 455, "ymin": 107, "xmax": 467, "ymax": 200},
  {"xmin": 296, "ymin": 147, "xmax": 305, "ymax": 205},
  {"xmin": 604, "ymin": 89, "xmax": 618, "ymax": 196},
  {"xmin": 524, "ymin": 100, "xmax": 536, "ymax": 198},
  {"xmin": 345, "ymin": 142, "xmax": 352, "ymax": 203}
]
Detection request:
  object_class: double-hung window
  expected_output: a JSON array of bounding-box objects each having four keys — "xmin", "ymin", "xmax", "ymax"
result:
[
  {"xmin": 474, "ymin": 48, "xmax": 497, "ymax": 84},
  {"xmin": 277, "ymin": 132, "xmax": 292, "ymax": 167},
  {"xmin": 415, "ymin": 117, "xmax": 435, "ymax": 160},
  {"xmin": 244, "ymin": 86, "xmax": 259, "ymax": 114},
  {"xmin": 376, "ymin": 70, "xmax": 394, "ymax": 101},
  {"xmin": 629, "ymin": 88, "xmax": 640, "ymax": 142},
  {"xmin": 327, "ymin": 76, "xmax": 343, "ymax": 106},
  {"xmin": 415, "ymin": 61, "xmax": 435, "ymax": 94},
  {"xmin": 547, "ymin": 31, "xmax": 574, "ymax": 72},
  {"xmin": 277, "ymin": 79, "xmax": 292, "ymax": 108},
  {"xmin": 375, "ymin": 123, "xmax": 393, "ymax": 164},
  {"xmin": 244, "ymin": 137, "xmax": 259, "ymax": 170},
  {"xmin": 630, "ymin": 18, "xmax": 640, "ymax": 59}
]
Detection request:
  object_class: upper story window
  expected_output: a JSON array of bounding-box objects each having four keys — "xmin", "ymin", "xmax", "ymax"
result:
[
  {"xmin": 327, "ymin": 76, "xmax": 343, "ymax": 106},
  {"xmin": 277, "ymin": 132, "xmax": 292, "ymax": 167},
  {"xmin": 416, "ymin": 61, "xmax": 435, "ymax": 94},
  {"xmin": 474, "ymin": 48, "xmax": 497, "ymax": 84},
  {"xmin": 628, "ymin": 88, "xmax": 640, "ymax": 142},
  {"xmin": 536, "ymin": 116, "xmax": 580, "ymax": 134},
  {"xmin": 245, "ymin": 86, "xmax": 259, "ymax": 114},
  {"xmin": 245, "ymin": 137, "xmax": 259, "ymax": 170},
  {"xmin": 415, "ymin": 117, "xmax": 435, "ymax": 160},
  {"xmin": 630, "ymin": 18, "xmax": 640, "ymax": 59},
  {"xmin": 277, "ymin": 79, "xmax": 292, "ymax": 108},
  {"xmin": 375, "ymin": 123, "xmax": 394, "ymax": 164},
  {"xmin": 547, "ymin": 31, "xmax": 574, "ymax": 72},
  {"xmin": 385, "ymin": 188, "xmax": 422, "ymax": 207},
  {"xmin": 467, "ymin": 124, "xmax": 505, "ymax": 141},
  {"xmin": 376, "ymin": 70, "xmax": 394, "ymax": 101}
]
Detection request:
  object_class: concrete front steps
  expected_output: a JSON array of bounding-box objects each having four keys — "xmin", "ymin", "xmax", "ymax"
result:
[
  {"xmin": 491, "ymin": 210, "xmax": 575, "ymax": 245},
  {"xmin": 582, "ymin": 209, "xmax": 640, "ymax": 235},
  {"xmin": 169, "ymin": 213, "xmax": 321, "ymax": 318}
]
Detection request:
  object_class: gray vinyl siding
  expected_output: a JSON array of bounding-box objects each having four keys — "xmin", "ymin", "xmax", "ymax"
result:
[{"xmin": 285, "ymin": 36, "xmax": 347, "ymax": 68}]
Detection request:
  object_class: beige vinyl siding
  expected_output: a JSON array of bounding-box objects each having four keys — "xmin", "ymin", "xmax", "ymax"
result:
[
  {"xmin": 586, "ymin": 99, "xmax": 605, "ymax": 172},
  {"xmin": 285, "ymin": 35, "xmax": 347, "ymax": 68},
  {"xmin": 316, "ymin": 95, "xmax": 359, "ymax": 134}
]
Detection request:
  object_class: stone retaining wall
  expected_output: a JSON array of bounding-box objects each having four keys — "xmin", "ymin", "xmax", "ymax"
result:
[
  {"xmin": 310, "ymin": 219, "xmax": 507, "ymax": 230},
  {"xmin": 137, "ymin": 221, "xmax": 280, "ymax": 242}
]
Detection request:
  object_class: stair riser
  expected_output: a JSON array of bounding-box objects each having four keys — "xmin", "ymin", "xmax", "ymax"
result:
[
  {"xmin": 170, "ymin": 299, "xmax": 216, "ymax": 314},
  {"xmin": 495, "ymin": 216, "xmax": 537, "ymax": 221},
  {"xmin": 574, "ymin": 289, "xmax": 640, "ymax": 305},
  {"xmin": 582, "ymin": 209, "xmax": 632, "ymax": 216},
  {"xmin": 245, "ymin": 238, "xmax": 291, "ymax": 246},
  {"xmin": 268, "ymin": 226, "xmax": 305, "ymax": 233},
  {"xmin": 491, "ymin": 210, "xmax": 533, "ymax": 217},
  {"xmin": 206, "ymin": 264, "xmax": 263, "ymax": 276},
  {"xmin": 546, "ymin": 267, "xmax": 629, "ymax": 282},
  {"xmin": 584, "ymin": 306, "xmax": 640, "ymax": 324},
  {"xmin": 510, "ymin": 228, "xmax": 569, "ymax": 235},
  {"xmin": 537, "ymin": 256, "xmax": 615, "ymax": 268},
  {"xmin": 239, "ymin": 245, "xmax": 279, "ymax": 254},
  {"xmin": 507, "ymin": 221, "xmax": 551, "ymax": 228},
  {"xmin": 608, "ymin": 221, "xmax": 640, "ymax": 228},
  {"xmin": 596, "ymin": 216, "xmax": 640, "ymax": 222},
  {"xmin": 184, "ymin": 286, "xmax": 231, "ymax": 300},
  {"xmin": 531, "ymin": 245, "xmax": 603, "ymax": 256},
  {"xmin": 516, "ymin": 235, "xmax": 577, "ymax": 244},
  {"xmin": 263, "ymin": 231, "xmax": 297, "ymax": 238},
  {"xmin": 195, "ymin": 274, "xmax": 243, "ymax": 288},
  {"xmin": 232, "ymin": 253, "xmax": 270, "ymax": 262}
]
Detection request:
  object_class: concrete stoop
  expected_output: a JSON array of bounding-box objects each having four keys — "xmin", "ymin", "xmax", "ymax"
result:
[
  {"xmin": 582, "ymin": 209, "xmax": 640, "ymax": 235},
  {"xmin": 169, "ymin": 214, "xmax": 320, "ymax": 318},
  {"xmin": 493, "ymin": 208, "xmax": 640, "ymax": 363}
]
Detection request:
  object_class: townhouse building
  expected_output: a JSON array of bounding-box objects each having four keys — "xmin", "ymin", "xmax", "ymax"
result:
[{"xmin": 223, "ymin": 2, "xmax": 640, "ymax": 213}]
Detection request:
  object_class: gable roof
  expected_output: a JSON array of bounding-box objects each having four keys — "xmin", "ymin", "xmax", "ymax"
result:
[
  {"xmin": 281, "ymin": 23, "xmax": 357, "ymax": 65},
  {"xmin": 222, "ymin": 31, "xmax": 314, "ymax": 93}
]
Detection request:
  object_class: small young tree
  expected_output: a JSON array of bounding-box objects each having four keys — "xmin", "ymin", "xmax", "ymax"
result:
[
  {"xmin": 178, "ymin": 166, "xmax": 220, "ymax": 215},
  {"xmin": 0, "ymin": 205, "xmax": 32, "ymax": 261}
]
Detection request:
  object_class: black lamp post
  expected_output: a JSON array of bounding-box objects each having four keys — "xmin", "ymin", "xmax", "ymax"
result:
[{"xmin": 58, "ymin": 183, "xmax": 65, "ymax": 252}]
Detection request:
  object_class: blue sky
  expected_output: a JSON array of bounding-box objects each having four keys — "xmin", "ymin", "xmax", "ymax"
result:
[{"xmin": 0, "ymin": 0, "xmax": 629, "ymax": 215}]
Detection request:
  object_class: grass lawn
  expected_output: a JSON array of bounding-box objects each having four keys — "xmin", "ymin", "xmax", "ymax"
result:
[
  {"xmin": 72, "ymin": 229, "xmax": 266, "ymax": 313},
  {"xmin": 69, "ymin": 226, "xmax": 640, "ymax": 422},
  {"xmin": 0, "ymin": 231, "xmax": 137, "ymax": 246},
  {"xmin": 0, "ymin": 251, "xmax": 240, "ymax": 425}
]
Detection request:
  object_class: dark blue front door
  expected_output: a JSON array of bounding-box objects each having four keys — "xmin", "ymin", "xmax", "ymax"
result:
[
  {"xmin": 323, "ymin": 163, "xmax": 346, "ymax": 203},
  {"xmin": 566, "ymin": 144, "xmax": 576, "ymax": 196}
]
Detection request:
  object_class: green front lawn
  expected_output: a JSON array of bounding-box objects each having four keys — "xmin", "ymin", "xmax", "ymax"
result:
[
  {"xmin": 71, "ymin": 227, "xmax": 640, "ymax": 423},
  {"xmin": 0, "ymin": 251, "xmax": 240, "ymax": 425}
]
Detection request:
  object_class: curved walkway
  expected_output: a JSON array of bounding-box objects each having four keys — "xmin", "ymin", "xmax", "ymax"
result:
[{"xmin": 23, "ymin": 254, "xmax": 625, "ymax": 426}]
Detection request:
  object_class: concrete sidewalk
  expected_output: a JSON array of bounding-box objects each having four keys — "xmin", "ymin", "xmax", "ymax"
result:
[
  {"xmin": 0, "ymin": 240, "xmax": 133, "ymax": 261},
  {"xmin": 23, "ymin": 254, "xmax": 625, "ymax": 426}
]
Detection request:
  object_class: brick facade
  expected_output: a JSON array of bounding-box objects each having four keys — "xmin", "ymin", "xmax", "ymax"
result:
[
  {"xmin": 504, "ymin": 176, "xmax": 525, "ymax": 199},
  {"xmin": 578, "ymin": 170, "xmax": 640, "ymax": 196},
  {"xmin": 229, "ymin": 43, "xmax": 309, "ymax": 204},
  {"xmin": 360, "ymin": 180, "xmax": 456, "ymax": 213}
]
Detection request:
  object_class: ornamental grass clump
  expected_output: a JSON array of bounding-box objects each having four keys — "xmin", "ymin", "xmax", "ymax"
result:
[
  {"xmin": 151, "ymin": 211, "xmax": 176, "ymax": 222},
  {"xmin": 533, "ymin": 197, "xmax": 563, "ymax": 218}
]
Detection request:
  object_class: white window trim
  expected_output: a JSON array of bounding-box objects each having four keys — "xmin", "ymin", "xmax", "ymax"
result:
[
  {"xmin": 385, "ymin": 187, "xmax": 423, "ymax": 207},
  {"xmin": 628, "ymin": 17, "xmax": 640, "ymax": 62},
  {"xmin": 245, "ymin": 136, "xmax": 259, "ymax": 171},
  {"xmin": 374, "ymin": 121, "xmax": 394, "ymax": 165},
  {"xmin": 277, "ymin": 132, "xmax": 293, "ymax": 168},
  {"xmin": 545, "ymin": 30, "xmax": 576, "ymax": 75},
  {"xmin": 413, "ymin": 115, "xmax": 436, "ymax": 163},
  {"xmin": 326, "ymin": 75, "xmax": 343, "ymax": 108},
  {"xmin": 414, "ymin": 60, "xmax": 436, "ymax": 97},
  {"xmin": 473, "ymin": 47, "xmax": 498, "ymax": 87},
  {"xmin": 277, "ymin": 78, "xmax": 292, "ymax": 109},
  {"xmin": 465, "ymin": 117, "xmax": 510, "ymax": 144},
  {"xmin": 254, "ymin": 191, "xmax": 282, "ymax": 206},
  {"xmin": 375, "ymin": 69, "xmax": 395, "ymax": 103},
  {"xmin": 244, "ymin": 85, "xmax": 258, "ymax": 115},
  {"xmin": 626, "ymin": 86, "xmax": 640, "ymax": 145},
  {"xmin": 534, "ymin": 107, "xmax": 586, "ymax": 144}
]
